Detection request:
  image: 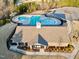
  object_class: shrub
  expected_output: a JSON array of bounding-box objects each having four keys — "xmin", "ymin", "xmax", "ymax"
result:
[
  {"xmin": 0, "ymin": 19, "xmax": 10, "ymax": 26},
  {"xmin": 16, "ymin": 3, "xmax": 28, "ymax": 14},
  {"xmin": 25, "ymin": 2, "xmax": 38, "ymax": 13},
  {"xmin": 15, "ymin": 2, "xmax": 38, "ymax": 14},
  {"xmin": 6, "ymin": 19, "xmax": 10, "ymax": 23},
  {"xmin": 0, "ymin": 20, "xmax": 6, "ymax": 26}
]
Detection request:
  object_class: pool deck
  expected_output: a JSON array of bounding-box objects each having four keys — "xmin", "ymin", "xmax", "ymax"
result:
[
  {"xmin": 22, "ymin": 55, "xmax": 67, "ymax": 59},
  {"xmin": 14, "ymin": 26, "xmax": 69, "ymax": 46},
  {"xmin": 11, "ymin": 21, "xmax": 79, "ymax": 59}
]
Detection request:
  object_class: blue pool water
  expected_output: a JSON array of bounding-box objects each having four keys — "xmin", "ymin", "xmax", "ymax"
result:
[{"xmin": 18, "ymin": 15, "xmax": 63, "ymax": 26}]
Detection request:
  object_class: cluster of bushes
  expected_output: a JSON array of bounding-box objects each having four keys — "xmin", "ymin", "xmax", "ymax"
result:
[
  {"xmin": 14, "ymin": 0, "xmax": 79, "ymax": 14},
  {"xmin": 0, "ymin": 19, "xmax": 10, "ymax": 26},
  {"xmin": 15, "ymin": 2, "xmax": 38, "ymax": 14},
  {"xmin": 0, "ymin": 11, "xmax": 11, "ymax": 26}
]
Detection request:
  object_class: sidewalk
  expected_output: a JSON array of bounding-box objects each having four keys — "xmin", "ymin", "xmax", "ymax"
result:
[{"xmin": 0, "ymin": 23, "xmax": 22, "ymax": 59}]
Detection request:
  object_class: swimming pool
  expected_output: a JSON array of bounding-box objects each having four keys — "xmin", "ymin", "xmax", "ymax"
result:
[{"xmin": 12, "ymin": 15, "xmax": 63, "ymax": 26}]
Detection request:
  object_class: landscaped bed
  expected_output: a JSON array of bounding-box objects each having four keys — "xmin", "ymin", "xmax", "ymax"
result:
[
  {"xmin": 44, "ymin": 44, "xmax": 74, "ymax": 53},
  {"xmin": 9, "ymin": 40, "xmax": 74, "ymax": 53}
]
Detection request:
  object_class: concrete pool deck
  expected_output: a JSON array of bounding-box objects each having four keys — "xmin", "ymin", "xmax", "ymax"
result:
[
  {"xmin": 10, "ymin": 21, "xmax": 79, "ymax": 59},
  {"xmin": 22, "ymin": 55, "xmax": 67, "ymax": 59},
  {"xmin": 9, "ymin": 7, "xmax": 79, "ymax": 59},
  {"xmin": 13, "ymin": 25, "xmax": 70, "ymax": 46}
]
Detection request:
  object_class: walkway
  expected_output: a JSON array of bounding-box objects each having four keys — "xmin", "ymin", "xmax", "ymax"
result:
[{"xmin": 0, "ymin": 23, "xmax": 22, "ymax": 59}]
